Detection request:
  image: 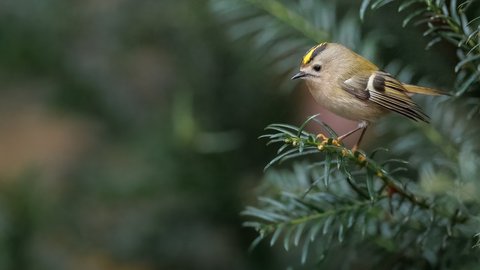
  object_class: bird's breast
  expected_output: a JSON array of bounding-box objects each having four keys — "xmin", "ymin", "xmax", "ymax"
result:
[{"xmin": 305, "ymin": 80, "xmax": 387, "ymax": 122}]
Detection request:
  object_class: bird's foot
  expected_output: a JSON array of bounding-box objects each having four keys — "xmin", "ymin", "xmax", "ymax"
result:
[
  {"xmin": 316, "ymin": 134, "xmax": 368, "ymax": 164},
  {"xmin": 351, "ymin": 144, "xmax": 359, "ymax": 152},
  {"xmin": 352, "ymin": 149, "xmax": 367, "ymax": 164},
  {"xmin": 316, "ymin": 133, "xmax": 341, "ymax": 150}
]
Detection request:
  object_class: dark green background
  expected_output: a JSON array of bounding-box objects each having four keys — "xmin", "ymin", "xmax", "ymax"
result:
[{"xmin": 0, "ymin": 0, "xmax": 461, "ymax": 269}]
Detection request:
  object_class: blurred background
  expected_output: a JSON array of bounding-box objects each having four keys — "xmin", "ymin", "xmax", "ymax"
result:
[{"xmin": 0, "ymin": 0, "xmax": 464, "ymax": 269}]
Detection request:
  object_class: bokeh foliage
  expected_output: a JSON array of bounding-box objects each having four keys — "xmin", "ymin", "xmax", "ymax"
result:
[
  {"xmin": 0, "ymin": 0, "xmax": 288, "ymax": 269},
  {"xmin": 0, "ymin": 0, "xmax": 479, "ymax": 270}
]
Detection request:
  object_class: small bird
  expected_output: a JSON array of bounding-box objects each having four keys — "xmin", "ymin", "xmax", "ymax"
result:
[{"xmin": 292, "ymin": 42, "xmax": 446, "ymax": 150}]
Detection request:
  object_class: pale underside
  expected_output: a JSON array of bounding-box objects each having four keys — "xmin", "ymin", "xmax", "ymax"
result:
[{"xmin": 306, "ymin": 78, "xmax": 388, "ymax": 123}]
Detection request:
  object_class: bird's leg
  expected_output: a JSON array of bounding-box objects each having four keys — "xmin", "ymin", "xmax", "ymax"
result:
[
  {"xmin": 336, "ymin": 121, "xmax": 368, "ymax": 151},
  {"xmin": 352, "ymin": 123, "xmax": 368, "ymax": 152},
  {"xmin": 316, "ymin": 121, "xmax": 368, "ymax": 150}
]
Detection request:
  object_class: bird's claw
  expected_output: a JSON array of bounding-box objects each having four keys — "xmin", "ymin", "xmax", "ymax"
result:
[
  {"xmin": 316, "ymin": 134, "xmax": 366, "ymax": 159},
  {"xmin": 316, "ymin": 134, "xmax": 341, "ymax": 150}
]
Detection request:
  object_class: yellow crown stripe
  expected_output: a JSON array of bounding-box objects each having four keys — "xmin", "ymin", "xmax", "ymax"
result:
[
  {"xmin": 302, "ymin": 46, "xmax": 317, "ymax": 65},
  {"xmin": 302, "ymin": 43, "xmax": 327, "ymax": 65}
]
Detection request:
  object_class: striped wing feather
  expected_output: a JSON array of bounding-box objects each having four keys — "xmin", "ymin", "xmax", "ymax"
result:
[{"xmin": 341, "ymin": 71, "xmax": 429, "ymax": 122}]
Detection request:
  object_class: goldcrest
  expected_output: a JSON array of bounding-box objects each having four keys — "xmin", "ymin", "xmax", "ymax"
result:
[{"xmin": 292, "ymin": 42, "xmax": 446, "ymax": 149}]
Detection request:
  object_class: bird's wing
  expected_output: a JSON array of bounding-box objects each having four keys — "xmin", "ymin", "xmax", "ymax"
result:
[{"xmin": 340, "ymin": 71, "xmax": 429, "ymax": 122}]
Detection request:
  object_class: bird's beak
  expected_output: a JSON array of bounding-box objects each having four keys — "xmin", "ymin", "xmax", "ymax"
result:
[{"xmin": 291, "ymin": 71, "xmax": 307, "ymax": 80}]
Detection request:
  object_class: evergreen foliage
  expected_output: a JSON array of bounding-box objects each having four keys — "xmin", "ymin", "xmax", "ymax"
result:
[
  {"xmin": 361, "ymin": 0, "xmax": 480, "ymax": 97},
  {"xmin": 212, "ymin": 0, "xmax": 480, "ymax": 268}
]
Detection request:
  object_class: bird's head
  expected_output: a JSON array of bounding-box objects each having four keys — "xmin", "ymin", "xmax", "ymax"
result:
[{"xmin": 292, "ymin": 42, "xmax": 347, "ymax": 83}]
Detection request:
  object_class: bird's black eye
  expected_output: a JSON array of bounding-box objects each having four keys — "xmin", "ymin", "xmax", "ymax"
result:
[{"xmin": 313, "ymin": 64, "xmax": 322, "ymax": 72}]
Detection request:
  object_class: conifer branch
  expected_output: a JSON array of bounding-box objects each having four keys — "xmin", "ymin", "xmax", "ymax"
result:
[
  {"xmin": 210, "ymin": 0, "xmax": 480, "ymax": 267},
  {"xmin": 266, "ymin": 122, "xmax": 430, "ymax": 209},
  {"xmin": 361, "ymin": 0, "xmax": 480, "ymax": 96}
]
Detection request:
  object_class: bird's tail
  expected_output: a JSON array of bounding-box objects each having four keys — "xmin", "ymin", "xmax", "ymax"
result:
[{"xmin": 403, "ymin": 84, "xmax": 450, "ymax": 96}]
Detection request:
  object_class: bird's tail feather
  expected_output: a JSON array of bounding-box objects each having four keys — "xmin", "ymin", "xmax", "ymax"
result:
[{"xmin": 403, "ymin": 84, "xmax": 450, "ymax": 96}]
